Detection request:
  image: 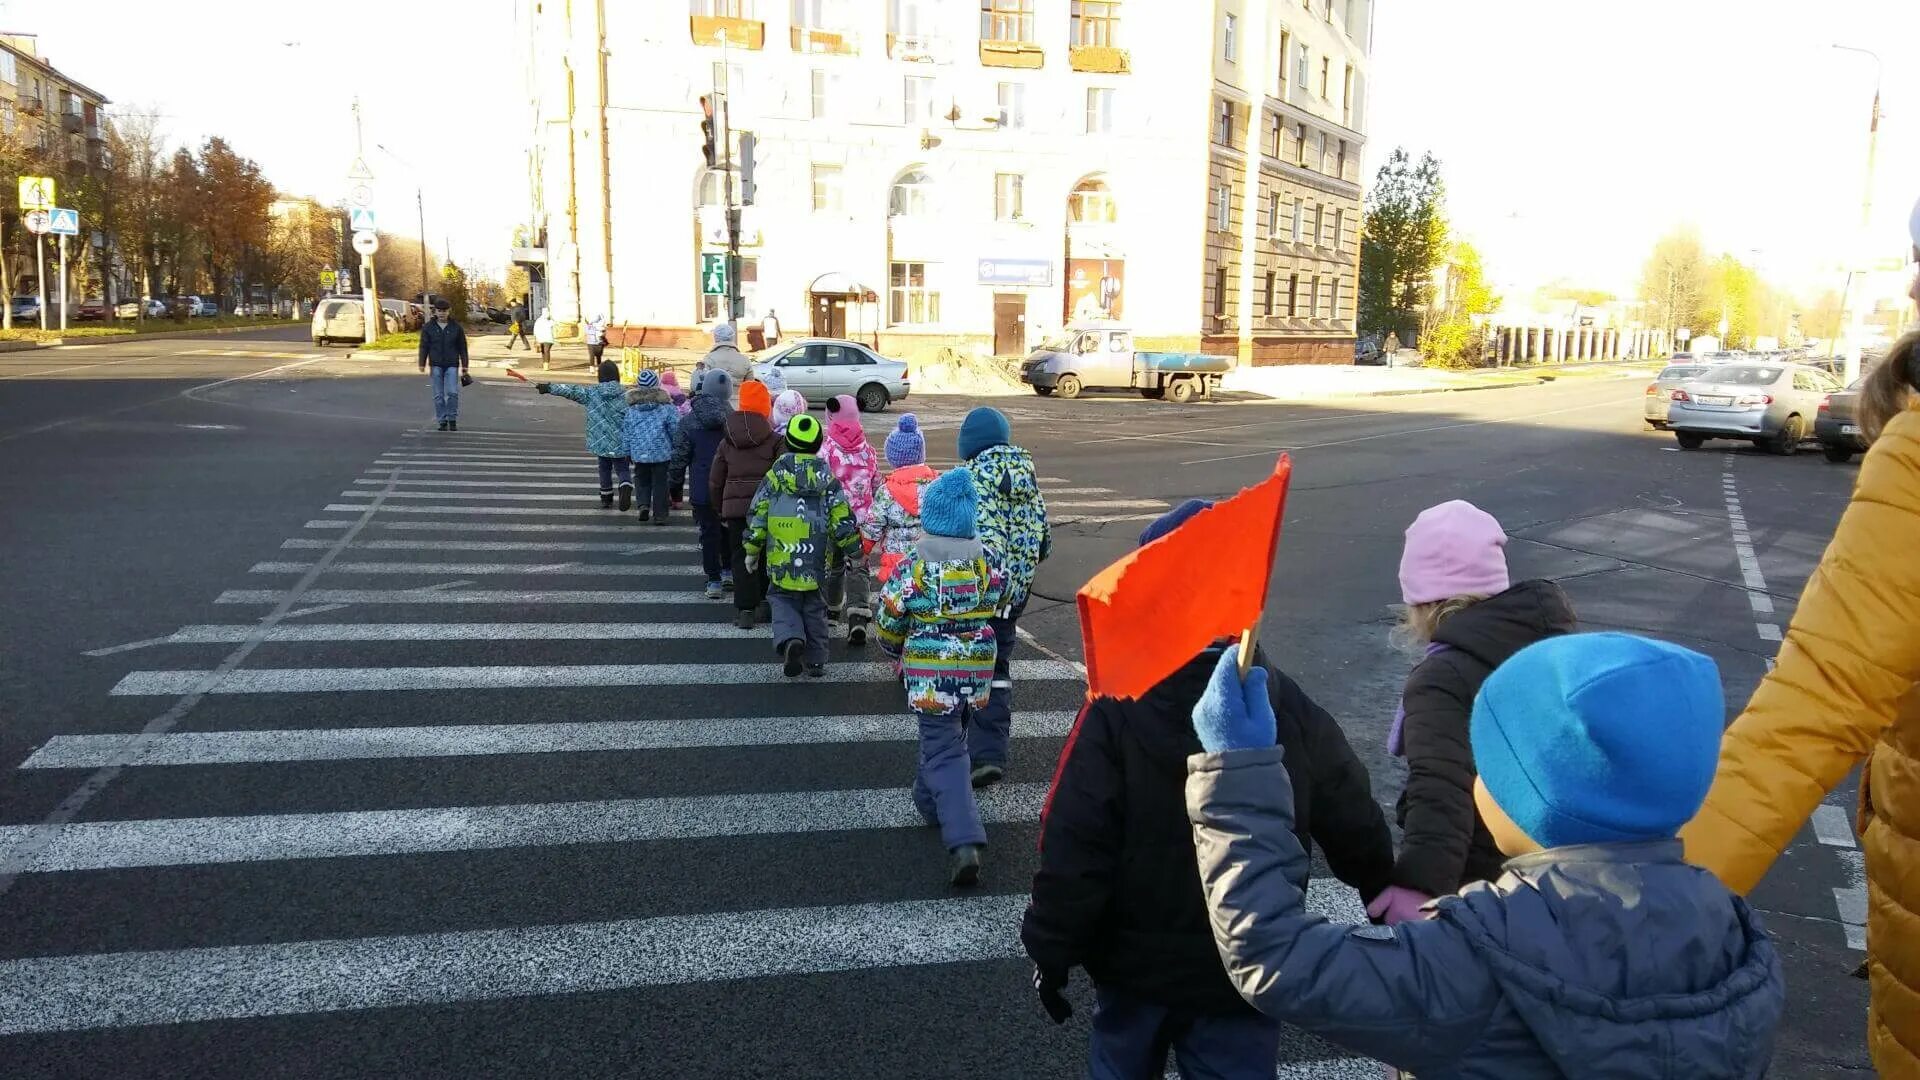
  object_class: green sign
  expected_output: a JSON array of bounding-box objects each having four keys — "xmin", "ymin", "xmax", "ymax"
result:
[{"xmin": 700, "ymin": 253, "xmax": 728, "ymax": 296}]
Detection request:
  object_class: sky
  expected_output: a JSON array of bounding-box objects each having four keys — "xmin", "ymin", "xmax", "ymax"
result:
[
  {"xmin": 1364, "ymin": 0, "xmax": 1920, "ymax": 302},
  {"xmin": 6, "ymin": 0, "xmax": 526, "ymax": 283}
]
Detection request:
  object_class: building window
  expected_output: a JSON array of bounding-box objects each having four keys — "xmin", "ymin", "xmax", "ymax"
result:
[
  {"xmin": 1069, "ymin": 177, "xmax": 1116, "ymax": 223},
  {"xmin": 903, "ymin": 75, "xmax": 933, "ymax": 124},
  {"xmin": 890, "ymin": 168, "xmax": 933, "ymax": 216},
  {"xmin": 1320, "ymin": 58, "xmax": 1331, "ymax": 99},
  {"xmin": 1342, "ymin": 67, "xmax": 1355, "ymax": 123},
  {"xmin": 1213, "ymin": 267, "xmax": 1227, "ymax": 317},
  {"xmin": 693, "ymin": 0, "xmax": 754, "ymax": 17},
  {"xmin": 1267, "ymin": 191, "xmax": 1281, "ymax": 238},
  {"xmin": 1336, "ymin": 139, "xmax": 1348, "ymax": 178},
  {"xmin": 994, "ymin": 172, "xmax": 1025, "ymax": 221},
  {"xmin": 1265, "ymin": 111, "xmax": 1281, "ymax": 157},
  {"xmin": 996, "ymin": 81, "xmax": 1026, "ymax": 128},
  {"xmin": 1277, "ymin": 29, "xmax": 1290, "ymax": 92},
  {"xmin": 1262, "ymin": 271, "xmax": 1276, "ymax": 316},
  {"xmin": 1294, "ymin": 43, "xmax": 1310, "ymax": 92},
  {"xmin": 0, "ymin": 52, "xmax": 15, "ymax": 86},
  {"xmin": 981, "ymin": 0, "xmax": 1035, "ymax": 42},
  {"xmin": 890, "ymin": 261, "xmax": 939, "ymax": 324},
  {"xmin": 1330, "ymin": 278, "xmax": 1342, "ymax": 321},
  {"xmin": 811, "ymin": 164, "xmax": 843, "ymax": 212},
  {"xmin": 810, "ymin": 69, "xmax": 828, "ymax": 119},
  {"xmin": 1214, "ymin": 99, "xmax": 1235, "ymax": 146},
  {"xmin": 892, "ymin": 0, "xmax": 928, "ymax": 37},
  {"xmin": 1295, "ymin": 124, "xmax": 1308, "ymax": 166},
  {"xmin": 1310, "ymin": 276, "xmax": 1322, "ymax": 318},
  {"xmin": 1071, "ymin": 0, "xmax": 1119, "ymax": 47},
  {"xmin": 1331, "ymin": 208, "xmax": 1344, "ymax": 250},
  {"xmin": 1214, "ymin": 184, "xmax": 1230, "ymax": 232},
  {"xmin": 1314, "ymin": 203, "xmax": 1325, "ymax": 246},
  {"xmin": 1085, "ymin": 87, "xmax": 1114, "ymax": 134},
  {"xmin": 1223, "ymin": 13, "xmax": 1237, "ymax": 62},
  {"xmin": 1287, "ymin": 273, "xmax": 1299, "ymax": 316},
  {"xmin": 1291, "ymin": 197, "xmax": 1303, "ymax": 241},
  {"xmin": 1316, "ymin": 129, "xmax": 1329, "ymax": 170}
]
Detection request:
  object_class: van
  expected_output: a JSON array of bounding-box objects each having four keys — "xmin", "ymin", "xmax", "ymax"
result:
[{"xmin": 312, "ymin": 298, "xmax": 368, "ymax": 346}]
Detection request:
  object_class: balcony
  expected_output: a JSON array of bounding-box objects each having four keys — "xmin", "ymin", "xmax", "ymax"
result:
[
  {"xmin": 979, "ymin": 39, "xmax": 1043, "ymax": 69},
  {"xmin": 790, "ymin": 25, "xmax": 854, "ymax": 54},
  {"xmin": 60, "ymin": 112, "xmax": 81, "ymax": 134},
  {"xmin": 689, "ymin": 15, "xmax": 764, "ymax": 49},
  {"xmin": 20, "ymin": 97, "xmax": 42, "ymax": 117},
  {"xmin": 1068, "ymin": 45, "xmax": 1129, "ymax": 73}
]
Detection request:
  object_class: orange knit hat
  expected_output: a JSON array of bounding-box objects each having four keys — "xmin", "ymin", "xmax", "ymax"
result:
[{"xmin": 739, "ymin": 380, "xmax": 773, "ymax": 417}]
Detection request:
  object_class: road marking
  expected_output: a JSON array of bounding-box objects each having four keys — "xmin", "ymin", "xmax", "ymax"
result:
[
  {"xmin": 1052, "ymin": 512, "xmax": 1166, "ymax": 524},
  {"xmin": 402, "ymin": 428, "xmax": 571, "ymax": 440},
  {"xmin": 344, "ymin": 490, "xmax": 674, "ymax": 503},
  {"xmin": 306, "ymin": 519, "xmax": 692, "ymax": 535},
  {"xmin": 1834, "ymin": 848, "xmax": 1867, "ymax": 951},
  {"xmin": 0, "ymin": 783, "xmax": 1051, "ymax": 871},
  {"xmin": 250, "ymin": 561, "xmax": 693, "ymax": 577},
  {"xmin": 22, "ymin": 711, "xmax": 1082, "ymax": 768},
  {"xmin": 214, "ymin": 588, "xmax": 720, "ymax": 606},
  {"xmin": 1811, "ymin": 804, "xmax": 1857, "ymax": 848},
  {"xmin": 1719, "ymin": 455, "xmax": 1780, "ymax": 645},
  {"xmin": 0, "ymin": 356, "xmax": 151, "ymax": 380},
  {"xmin": 374, "ymin": 452, "xmax": 584, "ymax": 463},
  {"xmin": 354, "ymin": 477, "xmax": 603, "ymax": 489},
  {"xmin": 87, "ymin": 621, "xmax": 837, "ymax": 649},
  {"xmin": 325, "ymin": 502, "xmax": 704, "ymax": 517},
  {"xmin": 282, "ymin": 538, "xmax": 685, "ymax": 553},
  {"xmin": 1177, "ymin": 394, "xmax": 1641, "ymax": 465},
  {"xmin": 111, "ymin": 659, "xmax": 1082, "ymax": 695},
  {"xmin": 1040, "ymin": 498, "xmax": 1168, "ymax": 510},
  {"xmin": 1017, "ymin": 627, "xmax": 1086, "ymax": 677}
]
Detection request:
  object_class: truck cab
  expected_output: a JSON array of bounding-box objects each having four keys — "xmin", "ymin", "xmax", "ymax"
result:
[{"xmin": 1021, "ymin": 323, "xmax": 1229, "ymax": 402}]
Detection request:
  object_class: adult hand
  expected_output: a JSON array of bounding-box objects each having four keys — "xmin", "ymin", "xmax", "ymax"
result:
[
  {"xmin": 1031, "ymin": 966, "xmax": 1073, "ymax": 1025},
  {"xmin": 418, "ymin": 364, "xmax": 427, "ymax": 374},
  {"xmin": 1191, "ymin": 645, "xmax": 1275, "ymax": 753},
  {"xmin": 535, "ymin": 383, "xmax": 552, "ymax": 394},
  {"xmin": 1365, "ymin": 885, "xmax": 1434, "ymax": 927}
]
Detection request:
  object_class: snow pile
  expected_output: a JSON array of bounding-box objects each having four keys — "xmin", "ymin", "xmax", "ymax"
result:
[{"xmin": 910, "ymin": 350, "xmax": 1027, "ymax": 397}]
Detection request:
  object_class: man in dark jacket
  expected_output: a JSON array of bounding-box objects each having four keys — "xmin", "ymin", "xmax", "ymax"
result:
[
  {"xmin": 1393, "ymin": 579, "xmax": 1576, "ymax": 900},
  {"xmin": 507, "ymin": 299, "xmax": 531, "ymax": 350},
  {"xmin": 672, "ymin": 370, "xmax": 732, "ymax": 599},
  {"xmin": 1022, "ymin": 500, "xmax": 1393, "ymax": 1080},
  {"xmin": 417, "ymin": 299, "xmax": 469, "ymax": 431},
  {"xmin": 710, "ymin": 381, "xmax": 780, "ymax": 628}
]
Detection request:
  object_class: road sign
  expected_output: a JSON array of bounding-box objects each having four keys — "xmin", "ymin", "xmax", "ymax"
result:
[
  {"xmin": 352, "ymin": 230, "xmax": 380, "ymax": 256},
  {"xmin": 17, "ymin": 176, "xmax": 54, "ymax": 211},
  {"xmin": 22, "ymin": 209, "xmax": 50, "ymax": 234},
  {"xmin": 321, "ymin": 270, "xmax": 337, "ymax": 287},
  {"xmin": 1676, "ymin": 327, "xmax": 1692, "ymax": 342},
  {"xmin": 348, "ymin": 184, "xmax": 374, "ymax": 209},
  {"xmin": 347, "ymin": 157, "xmax": 374, "ymax": 181},
  {"xmin": 47, "ymin": 208, "xmax": 78, "ymax": 236},
  {"xmin": 700, "ymin": 253, "xmax": 728, "ymax": 296},
  {"xmin": 349, "ymin": 208, "xmax": 377, "ymax": 232}
]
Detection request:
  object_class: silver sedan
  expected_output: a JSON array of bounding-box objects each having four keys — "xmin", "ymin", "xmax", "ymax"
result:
[
  {"xmin": 752, "ymin": 338, "xmax": 911, "ymax": 412},
  {"xmin": 1642, "ymin": 363, "xmax": 1711, "ymax": 429},
  {"xmin": 1667, "ymin": 362, "xmax": 1845, "ymax": 455}
]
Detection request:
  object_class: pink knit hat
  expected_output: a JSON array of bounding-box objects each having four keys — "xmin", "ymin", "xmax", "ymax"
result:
[{"xmin": 1399, "ymin": 500, "xmax": 1510, "ymax": 606}]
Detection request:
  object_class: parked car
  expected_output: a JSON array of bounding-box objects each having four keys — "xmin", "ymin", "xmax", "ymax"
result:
[
  {"xmin": 174, "ymin": 295, "xmax": 216, "ymax": 317},
  {"xmin": 114, "ymin": 298, "xmax": 167, "ymax": 318},
  {"xmin": 1667, "ymin": 362, "xmax": 1846, "ymax": 455},
  {"xmin": 11, "ymin": 295, "xmax": 41, "ymax": 320},
  {"xmin": 1021, "ymin": 324, "xmax": 1230, "ymax": 402},
  {"xmin": 1642, "ymin": 363, "xmax": 1713, "ymax": 429},
  {"xmin": 312, "ymin": 298, "xmax": 372, "ymax": 345},
  {"xmin": 75, "ymin": 296, "xmax": 107, "ymax": 321},
  {"xmin": 380, "ymin": 298, "xmax": 422, "ymax": 331},
  {"xmin": 1815, "ymin": 379, "xmax": 1868, "ymax": 464},
  {"xmin": 750, "ymin": 338, "xmax": 910, "ymax": 412},
  {"xmin": 1354, "ymin": 336, "xmax": 1385, "ymax": 366}
]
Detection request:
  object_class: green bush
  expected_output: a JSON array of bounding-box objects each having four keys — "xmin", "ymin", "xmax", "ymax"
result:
[{"xmin": 366, "ymin": 331, "xmax": 421, "ymax": 351}]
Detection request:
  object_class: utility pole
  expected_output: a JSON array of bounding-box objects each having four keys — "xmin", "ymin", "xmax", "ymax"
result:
[
  {"xmin": 353, "ymin": 98, "xmax": 379, "ymax": 345},
  {"xmin": 417, "ymin": 186, "xmax": 430, "ymax": 311},
  {"xmin": 719, "ymin": 31, "xmax": 741, "ymax": 326}
]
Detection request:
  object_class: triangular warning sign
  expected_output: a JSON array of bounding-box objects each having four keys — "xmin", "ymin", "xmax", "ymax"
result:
[{"xmin": 346, "ymin": 157, "xmax": 374, "ymax": 181}]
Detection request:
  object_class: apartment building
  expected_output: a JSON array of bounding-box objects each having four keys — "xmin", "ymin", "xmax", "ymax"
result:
[
  {"xmin": 0, "ymin": 33, "xmax": 109, "ymax": 174},
  {"xmin": 522, "ymin": 1, "xmax": 1370, "ymax": 364}
]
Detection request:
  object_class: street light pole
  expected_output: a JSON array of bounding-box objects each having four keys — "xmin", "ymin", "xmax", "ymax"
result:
[{"xmin": 1832, "ymin": 43, "xmax": 1882, "ymax": 383}]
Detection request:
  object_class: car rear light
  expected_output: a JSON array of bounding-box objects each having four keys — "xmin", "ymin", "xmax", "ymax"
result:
[
  {"xmin": 1736, "ymin": 394, "xmax": 1772, "ymax": 407},
  {"xmin": 1645, "ymin": 383, "xmax": 1660, "ymax": 396},
  {"xmin": 901, "ymin": 367, "xmax": 910, "ymax": 382},
  {"xmin": 1819, "ymin": 395, "xmax": 1831, "ymax": 412},
  {"xmin": 1670, "ymin": 389, "xmax": 1690, "ymax": 402}
]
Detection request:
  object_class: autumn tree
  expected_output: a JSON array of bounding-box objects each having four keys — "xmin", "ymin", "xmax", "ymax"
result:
[
  {"xmin": 261, "ymin": 198, "xmax": 338, "ymax": 309},
  {"xmin": 195, "ymin": 137, "xmax": 273, "ymax": 309},
  {"xmin": 439, "ymin": 261, "xmax": 470, "ymax": 322},
  {"xmin": 1636, "ymin": 228, "xmax": 1711, "ymax": 339},
  {"xmin": 1419, "ymin": 240, "xmax": 1500, "ymax": 369},
  {"xmin": 1358, "ymin": 148, "xmax": 1448, "ymax": 342}
]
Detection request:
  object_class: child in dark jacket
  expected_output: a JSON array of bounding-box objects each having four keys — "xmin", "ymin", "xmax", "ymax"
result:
[
  {"xmin": 710, "ymin": 381, "xmax": 780, "ymax": 628},
  {"xmin": 672, "ymin": 370, "xmax": 733, "ymax": 599},
  {"xmin": 622, "ymin": 369, "xmax": 679, "ymax": 523},
  {"xmin": 538, "ymin": 361, "xmax": 632, "ymax": 509},
  {"xmin": 1022, "ymin": 500, "xmax": 1394, "ymax": 1080},
  {"xmin": 1372, "ymin": 499, "xmax": 1578, "ymax": 925},
  {"xmin": 1185, "ymin": 633, "xmax": 1784, "ymax": 1079}
]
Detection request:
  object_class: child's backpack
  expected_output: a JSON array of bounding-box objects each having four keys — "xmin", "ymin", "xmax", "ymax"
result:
[{"xmin": 765, "ymin": 488, "xmax": 830, "ymax": 591}]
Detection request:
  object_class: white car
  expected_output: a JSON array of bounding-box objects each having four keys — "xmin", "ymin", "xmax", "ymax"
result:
[{"xmin": 115, "ymin": 298, "xmax": 169, "ymax": 318}]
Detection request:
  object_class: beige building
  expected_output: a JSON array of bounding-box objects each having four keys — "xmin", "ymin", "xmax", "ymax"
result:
[
  {"xmin": 521, "ymin": 1, "xmax": 1371, "ymax": 364},
  {"xmin": 0, "ymin": 33, "xmax": 108, "ymax": 176}
]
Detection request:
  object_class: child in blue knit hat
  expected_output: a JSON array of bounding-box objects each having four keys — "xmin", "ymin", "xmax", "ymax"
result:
[
  {"xmin": 1179, "ymin": 632, "xmax": 1785, "ymax": 1078},
  {"xmin": 876, "ymin": 468, "xmax": 1010, "ymax": 887}
]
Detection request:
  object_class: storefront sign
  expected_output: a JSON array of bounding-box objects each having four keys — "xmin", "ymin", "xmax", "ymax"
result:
[
  {"xmin": 977, "ymin": 258, "xmax": 1052, "ymax": 287},
  {"xmin": 1067, "ymin": 258, "xmax": 1125, "ymax": 321}
]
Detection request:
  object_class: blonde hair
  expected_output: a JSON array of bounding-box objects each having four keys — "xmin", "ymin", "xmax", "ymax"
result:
[
  {"xmin": 1391, "ymin": 595, "xmax": 1487, "ymax": 652},
  {"xmin": 1859, "ymin": 331, "xmax": 1920, "ymax": 440}
]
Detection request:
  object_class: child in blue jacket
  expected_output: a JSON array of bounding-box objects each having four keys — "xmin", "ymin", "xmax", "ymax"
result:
[
  {"xmin": 539, "ymin": 360, "xmax": 632, "ymax": 509},
  {"xmin": 622, "ymin": 369, "xmax": 679, "ymax": 523},
  {"xmin": 1184, "ymin": 633, "xmax": 1785, "ymax": 1079}
]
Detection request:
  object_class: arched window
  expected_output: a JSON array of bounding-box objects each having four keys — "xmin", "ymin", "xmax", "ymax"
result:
[
  {"xmin": 1068, "ymin": 177, "xmax": 1116, "ymax": 224},
  {"xmin": 890, "ymin": 168, "xmax": 933, "ymax": 217}
]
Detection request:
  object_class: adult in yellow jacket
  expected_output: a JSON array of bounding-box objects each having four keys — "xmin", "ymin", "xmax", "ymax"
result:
[{"xmin": 1681, "ymin": 329, "xmax": 1920, "ymax": 1078}]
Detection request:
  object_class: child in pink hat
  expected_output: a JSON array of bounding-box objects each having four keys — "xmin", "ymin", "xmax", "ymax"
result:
[
  {"xmin": 1371, "ymin": 499, "xmax": 1577, "ymax": 927},
  {"xmin": 823, "ymin": 394, "xmax": 878, "ymax": 643}
]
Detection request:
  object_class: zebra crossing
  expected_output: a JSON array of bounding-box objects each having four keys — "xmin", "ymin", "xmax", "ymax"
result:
[{"xmin": 2, "ymin": 426, "xmax": 1373, "ymax": 1076}]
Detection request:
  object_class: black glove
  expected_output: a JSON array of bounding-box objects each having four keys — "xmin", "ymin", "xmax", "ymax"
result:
[
  {"xmin": 460, "ymin": 372, "xmax": 473, "ymax": 387},
  {"xmin": 1032, "ymin": 966, "xmax": 1072, "ymax": 1025},
  {"xmin": 535, "ymin": 382, "xmax": 552, "ymax": 394}
]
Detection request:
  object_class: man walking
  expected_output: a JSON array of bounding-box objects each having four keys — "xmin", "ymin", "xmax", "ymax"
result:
[
  {"xmin": 586, "ymin": 313, "xmax": 609, "ymax": 366},
  {"xmin": 507, "ymin": 298, "xmax": 531, "ymax": 350},
  {"xmin": 418, "ymin": 298, "xmax": 470, "ymax": 431},
  {"xmin": 762, "ymin": 308, "xmax": 781, "ymax": 349}
]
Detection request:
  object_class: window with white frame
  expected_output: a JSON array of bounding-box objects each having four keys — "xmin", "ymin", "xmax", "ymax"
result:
[
  {"xmin": 1330, "ymin": 277, "xmax": 1342, "ymax": 321},
  {"xmin": 980, "ymin": 0, "xmax": 1035, "ymax": 42},
  {"xmin": 692, "ymin": 0, "xmax": 754, "ymax": 17},
  {"xmin": 891, "ymin": 0, "xmax": 928, "ymax": 37},
  {"xmin": 1320, "ymin": 57, "xmax": 1331, "ymax": 99},
  {"xmin": 1294, "ymin": 43, "xmax": 1310, "ymax": 92},
  {"xmin": 1310, "ymin": 276, "xmax": 1322, "ymax": 318},
  {"xmin": 1069, "ymin": 177, "xmax": 1116, "ymax": 223},
  {"xmin": 1223, "ymin": 13, "xmax": 1237, "ymax": 62},
  {"xmin": 1336, "ymin": 139, "xmax": 1348, "ymax": 178},
  {"xmin": 1266, "ymin": 111, "xmax": 1282, "ymax": 157},
  {"xmin": 811, "ymin": 164, "xmax": 843, "ymax": 212},
  {"xmin": 810, "ymin": 69, "xmax": 828, "ymax": 119},
  {"xmin": 890, "ymin": 168, "xmax": 933, "ymax": 216},
  {"xmin": 0, "ymin": 52, "xmax": 16, "ymax": 86},
  {"xmin": 1331, "ymin": 208, "xmax": 1344, "ymax": 250},
  {"xmin": 903, "ymin": 75, "xmax": 933, "ymax": 125},
  {"xmin": 1267, "ymin": 191, "xmax": 1280, "ymax": 238},
  {"xmin": 1314, "ymin": 203, "xmax": 1325, "ymax": 246},
  {"xmin": 1316, "ymin": 129, "xmax": 1329, "ymax": 170},
  {"xmin": 1071, "ymin": 0, "xmax": 1119, "ymax": 47},
  {"xmin": 1214, "ymin": 184, "xmax": 1230, "ymax": 232},
  {"xmin": 1085, "ymin": 87, "xmax": 1114, "ymax": 134},
  {"xmin": 792, "ymin": 0, "xmax": 845, "ymax": 32},
  {"xmin": 1214, "ymin": 98, "xmax": 1235, "ymax": 146},
  {"xmin": 994, "ymin": 172, "xmax": 1024, "ymax": 221},
  {"xmin": 711, "ymin": 61, "xmax": 746, "ymax": 98},
  {"xmin": 889, "ymin": 261, "xmax": 939, "ymax": 324},
  {"xmin": 996, "ymin": 81, "xmax": 1026, "ymax": 128},
  {"xmin": 1295, "ymin": 123, "xmax": 1308, "ymax": 166},
  {"xmin": 1291, "ymin": 197, "xmax": 1303, "ymax": 241}
]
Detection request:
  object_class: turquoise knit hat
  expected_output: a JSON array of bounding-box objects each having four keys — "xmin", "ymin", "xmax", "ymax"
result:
[{"xmin": 919, "ymin": 468, "xmax": 978, "ymax": 538}]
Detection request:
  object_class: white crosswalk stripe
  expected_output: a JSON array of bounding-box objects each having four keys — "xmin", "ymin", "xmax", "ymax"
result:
[{"xmin": 7, "ymin": 434, "xmax": 1368, "ymax": 1074}]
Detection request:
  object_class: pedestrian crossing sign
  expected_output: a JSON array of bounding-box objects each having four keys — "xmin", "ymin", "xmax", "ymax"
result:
[
  {"xmin": 701, "ymin": 253, "xmax": 727, "ymax": 296},
  {"xmin": 349, "ymin": 208, "xmax": 377, "ymax": 232},
  {"xmin": 17, "ymin": 175, "xmax": 53, "ymax": 211}
]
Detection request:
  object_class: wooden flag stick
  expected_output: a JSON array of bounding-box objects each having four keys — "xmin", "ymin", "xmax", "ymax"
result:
[{"xmin": 1237, "ymin": 625, "xmax": 1258, "ymax": 677}]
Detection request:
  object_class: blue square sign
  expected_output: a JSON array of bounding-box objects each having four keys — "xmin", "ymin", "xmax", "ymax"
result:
[{"xmin": 48, "ymin": 207, "xmax": 79, "ymax": 236}]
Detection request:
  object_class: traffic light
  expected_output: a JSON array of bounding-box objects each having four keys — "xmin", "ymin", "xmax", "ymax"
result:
[
  {"xmin": 699, "ymin": 96, "xmax": 717, "ymax": 168},
  {"xmin": 737, "ymin": 131, "xmax": 756, "ymax": 205}
]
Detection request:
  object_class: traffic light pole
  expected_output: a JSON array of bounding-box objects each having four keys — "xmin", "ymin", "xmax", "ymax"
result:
[{"xmin": 720, "ymin": 89, "xmax": 741, "ymax": 325}]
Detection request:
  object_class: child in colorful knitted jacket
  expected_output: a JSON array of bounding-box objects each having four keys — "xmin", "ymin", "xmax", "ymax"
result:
[
  {"xmin": 538, "ymin": 361, "xmax": 633, "ymax": 509},
  {"xmin": 862, "ymin": 413, "xmax": 937, "ymax": 584}
]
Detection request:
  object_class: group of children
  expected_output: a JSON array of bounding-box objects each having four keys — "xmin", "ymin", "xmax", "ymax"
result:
[{"xmin": 543, "ymin": 366, "xmax": 1049, "ymax": 888}]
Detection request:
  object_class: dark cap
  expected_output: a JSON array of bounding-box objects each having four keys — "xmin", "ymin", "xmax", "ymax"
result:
[{"xmin": 432, "ymin": 299, "xmax": 451, "ymax": 311}]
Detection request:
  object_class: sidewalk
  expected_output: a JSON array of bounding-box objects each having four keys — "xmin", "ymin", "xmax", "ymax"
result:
[{"xmin": 352, "ymin": 329, "xmax": 707, "ymax": 380}]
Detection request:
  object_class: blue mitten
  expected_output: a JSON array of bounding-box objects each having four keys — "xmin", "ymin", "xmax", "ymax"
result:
[{"xmin": 1192, "ymin": 645, "xmax": 1275, "ymax": 753}]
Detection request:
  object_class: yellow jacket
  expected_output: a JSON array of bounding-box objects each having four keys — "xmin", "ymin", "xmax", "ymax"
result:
[{"xmin": 1682, "ymin": 406, "xmax": 1920, "ymax": 1078}]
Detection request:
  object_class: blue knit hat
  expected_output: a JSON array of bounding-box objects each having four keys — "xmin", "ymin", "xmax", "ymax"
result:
[
  {"xmin": 1471, "ymin": 633, "xmax": 1724, "ymax": 850},
  {"xmin": 1138, "ymin": 499, "xmax": 1213, "ymax": 547},
  {"xmin": 884, "ymin": 414, "xmax": 926, "ymax": 468},
  {"xmin": 957, "ymin": 407, "xmax": 1011, "ymax": 461},
  {"xmin": 919, "ymin": 468, "xmax": 978, "ymax": 538},
  {"xmin": 635, "ymin": 369, "xmax": 660, "ymax": 390}
]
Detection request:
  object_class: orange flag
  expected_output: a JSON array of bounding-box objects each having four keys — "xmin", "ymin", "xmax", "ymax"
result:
[{"xmin": 1076, "ymin": 454, "xmax": 1292, "ymax": 701}]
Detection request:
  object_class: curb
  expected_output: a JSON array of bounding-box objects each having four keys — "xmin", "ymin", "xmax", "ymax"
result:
[{"xmin": 36, "ymin": 322, "xmax": 305, "ymax": 349}]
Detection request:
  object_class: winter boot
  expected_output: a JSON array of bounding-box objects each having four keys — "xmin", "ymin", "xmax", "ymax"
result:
[
  {"xmin": 969, "ymin": 764, "xmax": 1004, "ymax": 789},
  {"xmin": 447, "ymin": 420, "xmax": 456, "ymax": 431},
  {"xmin": 734, "ymin": 608, "xmax": 757, "ymax": 630},
  {"xmin": 806, "ymin": 663, "xmax": 826, "ymax": 678},
  {"xmin": 703, "ymin": 580, "xmax": 725, "ymax": 600},
  {"xmin": 846, "ymin": 618, "xmax": 868, "ymax": 647},
  {"xmin": 638, "ymin": 507, "xmax": 651, "ymax": 522},
  {"xmin": 600, "ymin": 491, "xmax": 615, "ymax": 509},
  {"xmin": 437, "ymin": 421, "xmax": 448, "ymax": 431},
  {"xmin": 948, "ymin": 844, "xmax": 983, "ymax": 888},
  {"xmin": 781, "ymin": 640, "xmax": 805, "ymax": 678},
  {"xmin": 618, "ymin": 484, "xmax": 633, "ymax": 512},
  {"xmin": 721, "ymin": 570, "xmax": 735, "ymax": 592}
]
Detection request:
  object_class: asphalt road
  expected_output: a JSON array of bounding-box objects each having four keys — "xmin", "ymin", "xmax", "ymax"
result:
[{"xmin": 0, "ymin": 334, "xmax": 1870, "ymax": 1077}]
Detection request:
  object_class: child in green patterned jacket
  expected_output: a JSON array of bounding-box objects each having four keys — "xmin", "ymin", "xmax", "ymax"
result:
[{"xmin": 744, "ymin": 414, "xmax": 862, "ymax": 679}]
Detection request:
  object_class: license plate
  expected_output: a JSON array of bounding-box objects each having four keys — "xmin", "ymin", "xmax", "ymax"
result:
[
  {"xmin": 1841, "ymin": 424, "xmax": 1859, "ymax": 435},
  {"xmin": 1695, "ymin": 395, "xmax": 1733, "ymax": 406}
]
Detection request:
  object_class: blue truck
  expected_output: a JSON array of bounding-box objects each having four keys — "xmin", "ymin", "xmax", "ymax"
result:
[{"xmin": 1020, "ymin": 324, "xmax": 1232, "ymax": 403}]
